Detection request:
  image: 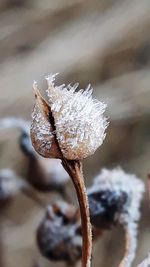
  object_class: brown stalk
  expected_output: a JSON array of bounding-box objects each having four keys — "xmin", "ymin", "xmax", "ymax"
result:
[
  {"xmin": 118, "ymin": 226, "xmax": 131, "ymax": 267},
  {"xmin": 147, "ymin": 173, "xmax": 150, "ymax": 207},
  {"xmin": 62, "ymin": 158, "xmax": 92, "ymax": 267},
  {"xmin": 0, "ymin": 220, "xmax": 4, "ymax": 267}
]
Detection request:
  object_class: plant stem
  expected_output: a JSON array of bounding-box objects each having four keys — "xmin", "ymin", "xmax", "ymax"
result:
[
  {"xmin": 0, "ymin": 217, "xmax": 4, "ymax": 267},
  {"xmin": 62, "ymin": 159, "xmax": 92, "ymax": 267},
  {"xmin": 118, "ymin": 225, "xmax": 135, "ymax": 267}
]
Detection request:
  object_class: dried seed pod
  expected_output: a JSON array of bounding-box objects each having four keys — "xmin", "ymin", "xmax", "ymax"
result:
[
  {"xmin": 88, "ymin": 167, "xmax": 145, "ymax": 267},
  {"xmin": 31, "ymin": 74, "xmax": 108, "ymax": 160},
  {"xmin": 88, "ymin": 167, "xmax": 144, "ymax": 228},
  {"xmin": 88, "ymin": 188, "xmax": 128, "ymax": 229},
  {"xmin": 36, "ymin": 201, "xmax": 82, "ymax": 265}
]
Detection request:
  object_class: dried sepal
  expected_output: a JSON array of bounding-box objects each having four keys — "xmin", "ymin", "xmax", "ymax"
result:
[{"xmin": 30, "ymin": 82, "xmax": 61, "ymax": 159}]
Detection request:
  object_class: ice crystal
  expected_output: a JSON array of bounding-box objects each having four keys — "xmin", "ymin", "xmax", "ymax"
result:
[
  {"xmin": 44, "ymin": 73, "xmax": 108, "ymax": 160},
  {"xmin": 88, "ymin": 167, "xmax": 145, "ymax": 267}
]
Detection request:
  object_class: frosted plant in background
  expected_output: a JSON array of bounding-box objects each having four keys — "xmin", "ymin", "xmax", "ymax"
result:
[
  {"xmin": 88, "ymin": 167, "xmax": 145, "ymax": 267},
  {"xmin": 91, "ymin": 168, "xmax": 144, "ymax": 225},
  {"xmin": 30, "ymin": 73, "xmax": 108, "ymax": 267},
  {"xmin": 0, "ymin": 117, "xmax": 69, "ymax": 196},
  {"xmin": 37, "ymin": 201, "xmax": 82, "ymax": 265}
]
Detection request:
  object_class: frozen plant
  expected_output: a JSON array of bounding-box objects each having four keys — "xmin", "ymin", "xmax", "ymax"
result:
[
  {"xmin": 88, "ymin": 167, "xmax": 145, "ymax": 267},
  {"xmin": 37, "ymin": 201, "xmax": 82, "ymax": 265},
  {"xmin": 30, "ymin": 73, "xmax": 108, "ymax": 267}
]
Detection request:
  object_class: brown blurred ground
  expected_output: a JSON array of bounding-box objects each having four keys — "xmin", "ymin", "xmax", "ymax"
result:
[{"xmin": 0, "ymin": 1, "xmax": 150, "ymax": 267}]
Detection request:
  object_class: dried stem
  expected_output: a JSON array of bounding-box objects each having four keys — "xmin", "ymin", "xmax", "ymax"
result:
[
  {"xmin": 0, "ymin": 217, "xmax": 5, "ymax": 267},
  {"xmin": 118, "ymin": 224, "xmax": 136, "ymax": 267},
  {"xmin": 62, "ymin": 159, "xmax": 92, "ymax": 267},
  {"xmin": 118, "ymin": 227, "xmax": 131, "ymax": 267},
  {"xmin": 147, "ymin": 173, "xmax": 150, "ymax": 207}
]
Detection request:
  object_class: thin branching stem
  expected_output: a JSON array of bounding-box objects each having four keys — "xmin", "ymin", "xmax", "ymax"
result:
[
  {"xmin": 20, "ymin": 183, "xmax": 45, "ymax": 208},
  {"xmin": 62, "ymin": 159, "xmax": 92, "ymax": 267}
]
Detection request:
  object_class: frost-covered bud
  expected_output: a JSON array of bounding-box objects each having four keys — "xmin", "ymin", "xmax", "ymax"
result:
[
  {"xmin": 88, "ymin": 187, "xmax": 128, "ymax": 229},
  {"xmin": 88, "ymin": 167, "xmax": 145, "ymax": 228},
  {"xmin": 0, "ymin": 169, "xmax": 18, "ymax": 205},
  {"xmin": 88, "ymin": 168, "xmax": 145, "ymax": 267},
  {"xmin": 31, "ymin": 74, "xmax": 108, "ymax": 160},
  {"xmin": 36, "ymin": 201, "xmax": 82, "ymax": 265}
]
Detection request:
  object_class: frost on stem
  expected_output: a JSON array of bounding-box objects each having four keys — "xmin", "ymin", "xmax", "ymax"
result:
[
  {"xmin": 31, "ymin": 73, "xmax": 108, "ymax": 160},
  {"xmin": 88, "ymin": 167, "xmax": 145, "ymax": 267}
]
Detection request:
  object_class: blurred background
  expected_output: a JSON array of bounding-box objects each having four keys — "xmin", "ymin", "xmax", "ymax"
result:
[{"xmin": 0, "ymin": 0, "xmax": 150, "ymax": 267}]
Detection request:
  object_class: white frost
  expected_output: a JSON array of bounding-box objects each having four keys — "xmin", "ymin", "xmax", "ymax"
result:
[{"xmin": 45, "ymin": 73, "xmax": 108, "ymax": 160}]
